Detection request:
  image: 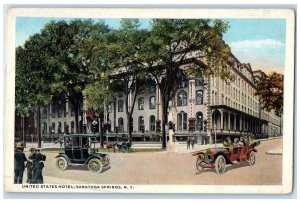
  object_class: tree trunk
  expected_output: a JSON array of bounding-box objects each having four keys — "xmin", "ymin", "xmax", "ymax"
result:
[
  {"xmin": 74, "ymin": 103, "xmax": 79, "ymax": 133},
  {"xmin": 37, "ymin": 105, "xmax": 42, "ymax": 148},
  {"xmin": 99, "ymin": 112, "xmax": 104, "ymax": 148},
  {"xmin": 127, "ymin": 114, "xmax": 132, "ymax": 145},
  {"xmin": 161, "ymin": 94, "xmax": 168, "ymax": 149}
]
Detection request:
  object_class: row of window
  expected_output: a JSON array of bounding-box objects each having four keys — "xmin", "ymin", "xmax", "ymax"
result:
[
  {"xmin": 42, "ymin": 121, "xmax": 76, "ymax": 134},
  {"xmin": 116, "ymin": 111, "xmax": 204, "ymax": 132},
  {"xmin": 117, "ymin": 90, "xmax": 204, "ymax": 112},
  {"xmin": 42, "ymin": 108, "xmax": 76, "ymax": 119}
]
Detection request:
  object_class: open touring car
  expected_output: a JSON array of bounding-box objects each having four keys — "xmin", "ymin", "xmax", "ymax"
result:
[{"xmin": 192, "ymin": 135, "xmax": 260, "ymax": 175}]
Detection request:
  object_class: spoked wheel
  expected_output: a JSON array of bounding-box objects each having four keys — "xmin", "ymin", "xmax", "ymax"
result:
[
  {"xmin": 248, "ymin": 151, "xmax": 256, "ymax": 166},
  {"xmin": 102, "ymin": 155, "xmax": 111, "ymax": 168},
  {"xmin": 56, "ymin": 157, "xmax": 68, "ymax": 171},
  {"xmin": 195, "ymin": 159, "xmax": 205, "ymax": 174},
  {"xmin": 215, "ymin": 155, "xmax": 226, "ymax": 175},
  {"xmin": 88, "ymin": 158, "xmax": 103, "ymax": 173}
]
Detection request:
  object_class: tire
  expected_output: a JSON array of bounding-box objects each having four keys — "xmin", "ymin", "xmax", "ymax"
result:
[
  {"xmin": 102, "ymin": 155, "xmax": 111, "ymax": 168},
  {"xmin": 56, "ymin": 157, "xmax": 68, "ymax": 171},
  {"xmin": 215, "ymin": 155, "xmax": 226, "ymax": 175},
  {"xmin": 88, "ymin": 158, "xmax": 103, "ymax": 173},
  {"xmin": 248, "ymin": 151, "xmax": 256, "ymax": 166},
  {"xmin": 195, "ymin": 159, "xmax": 205, "ymax": 174}
]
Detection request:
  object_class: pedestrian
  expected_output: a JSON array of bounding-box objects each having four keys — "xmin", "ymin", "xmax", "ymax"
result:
[
  {"xmin": 32, "ymin": 148, "xmax": 46, "ymax": 184},
  {"xmin": 187, "ymin": 137, "xmax": 190, "ymax": 149},
  {"xmin": 191, "ymin": 138, "xmax": 195, "ymax": 149},
  {"xmin": 26, "ymin": 148, "xmax": 36, "ymax": 183},
  {"xmin": 14, "ymin": 143, "xmax": 27, "ymax": 184}
]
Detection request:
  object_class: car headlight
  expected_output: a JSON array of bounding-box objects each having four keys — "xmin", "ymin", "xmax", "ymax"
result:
[{"xmin": 198, "ymin": 154, "xmax": 205, "ymax": 160}]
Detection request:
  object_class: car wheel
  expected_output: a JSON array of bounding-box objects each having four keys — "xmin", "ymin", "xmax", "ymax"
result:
[
  {"xmin": 215, "ymin": 155, "xmax": 226, "ymax": 175},
  {"xmin": 248, "ymin": 151, "xmax": 256, "ymax": 166},
  {"xmin": 103, "ymin": 155, "xmax": 111, "ymax": 168},
  {"xmin": 56, "ymin": 157, "xmax": 68, "ymax": 171},
  {"xmin": 88, "ymin": 158, "xmax": 103, "ymax": 173},
  {"xmin": 195, "ymin": 159, "xmax": 205, "ymax": 174}
]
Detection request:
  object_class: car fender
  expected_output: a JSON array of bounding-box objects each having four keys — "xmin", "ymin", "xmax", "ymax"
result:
[
  {"xmin": 84, "ymin": 155, "xmax": 102, "ymax": 164},
  {"xmin": 55, "ymin": 154, "xmax": 71, "ymax": 165},
  {"xmin": 213, "ymin": 152, "xmax": 232, "ymax": 164}
]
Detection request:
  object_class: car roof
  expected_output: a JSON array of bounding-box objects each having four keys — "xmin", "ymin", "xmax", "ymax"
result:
[{"xmin": 63, "ymin": 134, "xmax": 97, "ymax": 138}]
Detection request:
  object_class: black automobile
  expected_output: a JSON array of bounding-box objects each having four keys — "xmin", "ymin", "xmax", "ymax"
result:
[{"xmin": 55, "ymin": 134, "xmax": 110, "ymax": 173}]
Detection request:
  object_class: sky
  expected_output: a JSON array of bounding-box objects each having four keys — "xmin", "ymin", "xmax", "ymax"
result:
[{"xmin": 16, "ymin": 17, "xmax": 286, "ymax": 74}]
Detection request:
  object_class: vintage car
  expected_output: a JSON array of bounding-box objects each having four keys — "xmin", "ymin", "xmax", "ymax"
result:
[
  {"xmin": 192, "ymin": 135, "xmax": 260, "ymax": 175},
  {"xmin": 55, "ymin": 134, "xmax": 110, "ymax": 173}
]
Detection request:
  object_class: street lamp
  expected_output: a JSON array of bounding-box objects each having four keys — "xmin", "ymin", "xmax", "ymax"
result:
[{"xmin": 214, "ymin": 124, "xmax": 217, "ymax": 148}]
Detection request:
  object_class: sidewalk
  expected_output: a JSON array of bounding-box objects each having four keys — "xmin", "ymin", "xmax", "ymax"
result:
[{"xmin": 23, "ymin": 136, "xmax": 282, "ymax": 155}]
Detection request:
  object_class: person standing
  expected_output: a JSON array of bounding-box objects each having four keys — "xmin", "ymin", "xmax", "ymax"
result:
[
  {"xmin": 32, "ymin": 148, "xmax": 46, "ymax": 184},
  {"xmin": 191, "ymin": 137, "xmax": 195, "ymax": 149},
  {"xmin": 14, "ymin": 143, "xmax": 27, "ymax": 184},
  {"xmin": 187, "ymin": 137, "xmax": 190, "ymax": 149},
  {"xmin": 26, "ymin": 148, "xmax": 36, "ymax": 183}
]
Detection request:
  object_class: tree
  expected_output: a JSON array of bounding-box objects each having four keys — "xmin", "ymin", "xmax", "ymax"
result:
[
  {"xmin": 16, "ymin": 34, "xmax": 54, "ymax": 147},
  {"xmin": 255, "ymin": 72, "xmax": 283, "ymax": 116},
  {"xmin": 38, "ymin": 19, "xmax": 110, "ymax": 133},
  {"xmin": 103, "ymin": 19, "xmax": 148, "ymax": 144},
  {"xmin": 139, "ymin": 19, "xmax": 232, "ymax": 149},
  {"xmin": 16, "ymin": 19, "xmax": 110, "ymax": 147}
]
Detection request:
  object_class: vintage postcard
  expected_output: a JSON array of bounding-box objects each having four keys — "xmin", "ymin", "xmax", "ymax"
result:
[{"xmin": 4, "ymin": 8, "xmax": 295, "ymax": 194}]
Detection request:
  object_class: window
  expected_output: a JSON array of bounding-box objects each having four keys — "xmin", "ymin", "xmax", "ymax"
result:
[
  {"xmin": 118, "ymin": 100, "xmax": 124, "ymax": 112},
  {"xmin": 107, "ymin": 105, "xmax": 112, "ymax": 113},
  {"xmin": 138, "ymin": 116, "xmax": 145, "ymax": 132},
  {"xmin": 196, "ymin": 90, "xmax": 203, "ymax": 105},
  {"xmin": 118, "ymin": 118, "xmax": 124, "ymax": 133},
  {"xmin": 149, "ymin": 81, "xmax": 156, "ymax": 93},
  {"xmin": 52, "ymin": 109, "xmax": 56, "ymax": 118},
  {"xmin": 179, "ymin": 79, "xmax": 188, "ymax": 88},
  {"xmin": 196, "ymin": 78, "xmax": 204, "ymax": 86},
  {"xmin": 71, "ymin": 121, "xmax": 75, "ymax": 134},
  {"xmin": 71, "ymin": 108, "xmax": 75, "ymax": 116},
  {"xmin": 72, "ymin": 137, "xmax": 80, "ymax": 147},
  {"xmin": 149, "ymin": 96, "xmax": 156, "ymax": 109},
  {"xmin": 58, "ymin": 122, "xmax": 62, "ymax": 133},
  {"xmin": 196, "ymin": 112, "xmax": 203, "ymax": 131},
  {"xmin": 58, "ymin": 109, "xmax": 62, "ymax": 118},
  {"xmin": 177, "ymin": 90, "xmax": 187, "ymax": 106},
  {"xmin": 138, "ymin": 85, "xmax": 144, "ymax": 94},
  {"xmin": 42, "ymin": 122, "xmax": 47, "ymax": 134},
  {"xmin": 51, "ymin": 122, "xmax": 55, "ymax": 133},
  {"xmin": 43, "ymin": 108, "xmax": 47, "ymax": 119},
  {"xmin": 178, "ymin": 111, "xmax": 187, "ymax": 131},
  {"xmin": 138, "ymin": 98, "xmax": 144, "ymax": 110},
  {"xmin": 149, "ymin": 115, "xmax": 156, "ymax": 131},
  {"xmin": 64, "ymin": 122, "xmax": 67, "ymax": 133},
  {"xmin": 118, "ymin": 92, "xmax": 123, "ymax": 97}
]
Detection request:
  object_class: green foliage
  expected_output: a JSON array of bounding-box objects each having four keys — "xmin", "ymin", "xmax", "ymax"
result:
[
  {"xmin": 85, "ymin": 75, "xmax": 112, "ymax": 112},
  {"xmin": 255, "ymin": 72, "xmax": 283, "ymax": 116}
]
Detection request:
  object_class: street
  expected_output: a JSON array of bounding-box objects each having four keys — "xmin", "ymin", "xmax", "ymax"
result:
[{"xmin": 39, "ymin": 138, "xmax": 282, "ymax": 185}]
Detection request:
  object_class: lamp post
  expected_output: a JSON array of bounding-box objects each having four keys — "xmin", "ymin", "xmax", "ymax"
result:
[{"xmin": 214, "ymin": 124, "xmax": 217, "ymax": 148}]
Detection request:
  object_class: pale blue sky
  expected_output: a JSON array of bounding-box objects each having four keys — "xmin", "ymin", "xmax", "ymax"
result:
[{"xmin": 16, "ymin": 17, "xmax": 286, "ymax": 73}]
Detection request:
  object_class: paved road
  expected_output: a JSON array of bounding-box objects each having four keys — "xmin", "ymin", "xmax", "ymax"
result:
[{"xmin": 34, "ymin": 138, "xmax": 282, "ymax": 185}]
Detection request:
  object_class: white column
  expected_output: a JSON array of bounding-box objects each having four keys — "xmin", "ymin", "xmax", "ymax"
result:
[
  {"xmin": 188, "ymin": 79, "xmax": 196, "ymax": 119},
  {"xmin": 228, "ymin": 112, "xmax": 231, "ymax": 130},
  {"xmin": 65, "ymin": 95, "xmax": 69, "ymax": 128},
  {"xmin": 220, "ymin": 110, "xmax": 223, "ymax": 130}
]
